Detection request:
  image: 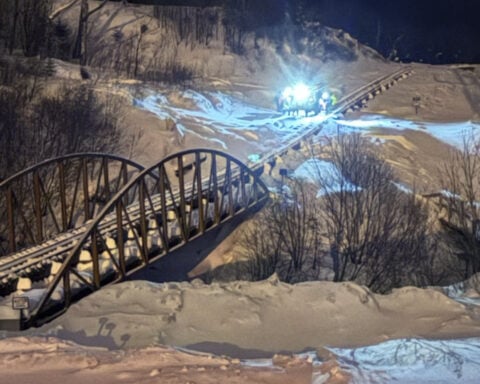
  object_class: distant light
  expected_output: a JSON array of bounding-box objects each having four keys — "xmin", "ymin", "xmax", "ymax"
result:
[
  {"xmin": 293, "ymin": 83, "xmax": 311, "ymax": 103},
  {"xmin": 321, "ymin": 91, "xmax": 330, "ymax": 100}
]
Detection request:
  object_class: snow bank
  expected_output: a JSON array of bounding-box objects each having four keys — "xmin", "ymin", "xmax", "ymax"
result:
[
  {"xmin": 2, "ymin": 276, "xmax": 476, "ymax": 383},
  {"xmin": 27, "ymin": 276, "xmax": 480, "ymax": 358}
]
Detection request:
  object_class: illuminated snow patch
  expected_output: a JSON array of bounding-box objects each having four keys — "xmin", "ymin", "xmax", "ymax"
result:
[
  {"xmin": 133, "ymin": 96, "xmax": 170, "ymax": 119},
  {"xmin": 136, "ymin": 91, "xmax": 277, "ymax": 131},
  {"xmin": 292, "ymin": 159, "xmax": 333, "ymax": 184},
  {"xmin": 292, "ymin": 159, "xmax": 357, "ymax": 196},
  {"xmin": 131, "ymin": 88, "xmax": 334, "ymax": 157},
  {"xmin": 393, "ymin": 182, "xmax": 412, "ymax": 194},
  {"xmin": 442, "ymin": 271, "xmax": 480, "ymax": 306},
  {"xmin": 336, "ymin": 115, "xmax": 480, "ymax": 150},
  {"xmin": 326, "ymin": 337, "xmax": 480, "ymax": 384}
]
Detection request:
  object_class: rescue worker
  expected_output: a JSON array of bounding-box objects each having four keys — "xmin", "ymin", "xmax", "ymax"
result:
[
  {"xmin": 319, "ymin": 91, "xmax": 330, "ymax": 113},
  {"xmin": 330, "ymin": 93, "xmax": 337, "ymax": 107}
]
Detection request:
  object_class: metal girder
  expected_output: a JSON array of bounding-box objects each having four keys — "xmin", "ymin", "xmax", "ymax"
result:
[
  {"xmin": 21, "ymin": 149, "xmax": 269, "ymax": 328},
  {"xmin": 0, "ymin": 153, "xmax": 146, "ymax": 257}
]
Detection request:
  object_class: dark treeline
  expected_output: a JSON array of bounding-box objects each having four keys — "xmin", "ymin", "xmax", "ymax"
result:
[
  {"xmin": 114, "ymin": 0, "xmax": 480, "ymax": 63},
  {"xmin": 0, "ymin": 0, "xmax": 290, "ymax": 60},
  {"xmin": 294, "ymin": 0, "xmax": 480, "ymax": 63},
  {"xmin": 0, "ymin": 0, "xmax": 478, "ymax": 68}
]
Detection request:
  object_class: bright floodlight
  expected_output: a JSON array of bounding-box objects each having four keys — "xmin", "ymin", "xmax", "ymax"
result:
[
  {"xmin": 293, "ymin": 83, "xmax": 311, "ymax": 103},
  {"xmin": 282, "ymin": 86, "xmax": 293, "ymax": 98},
  {"xmin": 321, "ymin": 91, "xmax": 330, "ymax": 100}
]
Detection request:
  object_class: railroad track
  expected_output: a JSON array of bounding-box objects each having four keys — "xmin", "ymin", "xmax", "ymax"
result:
[
  {"xmin": 247, "ymin": 66, "xmax": 413, "ymax": 171},
  {"xmin": 0, "ymin": 172, "xmax": 247, "ymax": 282},
  {"xmin": 0, "ymin": 66, "xmax": 412, "ymax": 329}
]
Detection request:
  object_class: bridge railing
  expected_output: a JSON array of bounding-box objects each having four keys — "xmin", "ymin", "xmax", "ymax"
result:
[{"xmin": 334, "ymin": 66, "xmax": 412, "ymax": 113}]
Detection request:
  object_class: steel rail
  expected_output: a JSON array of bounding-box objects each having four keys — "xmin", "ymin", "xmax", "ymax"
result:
[
  {"xmin": 0, "ymin": 153, "xmax": 260, "ymax": 280},
  {"xmin": 247, "ymin": 66, "xmax": 413, "ymax": 171},
  {"xmin": 0, "ymin": 150, "xmax": 266, "ymax": 296}
]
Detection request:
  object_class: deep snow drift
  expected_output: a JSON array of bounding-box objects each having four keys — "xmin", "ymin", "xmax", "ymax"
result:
[{"xmin": 2, "ymin": 275, "xmax": 480, "ymax": 384}]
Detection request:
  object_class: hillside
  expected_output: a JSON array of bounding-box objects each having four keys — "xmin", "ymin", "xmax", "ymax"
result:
[{"xmin": 1, "ymin": 1, "xmax": 480, "ymax": 383}]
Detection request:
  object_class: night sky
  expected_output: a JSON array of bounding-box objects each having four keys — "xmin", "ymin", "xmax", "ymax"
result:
[{"xmin": 304, "ymin": 0, "xmax": 480, "ymax": 63}]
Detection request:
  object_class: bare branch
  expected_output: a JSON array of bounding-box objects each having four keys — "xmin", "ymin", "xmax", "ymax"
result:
[
  {"xmin": 49, "ymin": 0, "xmax": 80, "ymax": 20},
  {"xmin": 87, "ymin": 0, "xmax": 111, "ymax": 18}
]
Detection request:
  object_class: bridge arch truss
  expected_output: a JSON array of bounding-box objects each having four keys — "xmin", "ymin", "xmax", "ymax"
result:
[
  {"xmin": 0, "ymin": 153, "xmax": 146, "ymax": 257},
  {"xmin": 23, "ymin": 149, "xmax": 269, "ymax": 326}
]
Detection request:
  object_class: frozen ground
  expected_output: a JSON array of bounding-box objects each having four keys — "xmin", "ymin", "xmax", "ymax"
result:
[
  {"xmin": 2, "ymin": 1, "xmax": 480, "ymax": 383},
  {"xmin": 3, "ymin": 61, "xmax": 480, "ymax": 382}
]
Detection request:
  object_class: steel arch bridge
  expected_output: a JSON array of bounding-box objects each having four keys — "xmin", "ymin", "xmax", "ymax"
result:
[{"xmin": 0, "ymin": 149, "xmax": 269, "ymax": 328}]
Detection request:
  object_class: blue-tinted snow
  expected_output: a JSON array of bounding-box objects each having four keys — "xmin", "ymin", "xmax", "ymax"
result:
[
  {"xmin": 336, "ymin": 115, "xmax": 480, "ymax": 150},
  {"xmin": 322, "ymin": 337, "xmax": 480, "ymax": 384},
  {"xmin": 292, "ymin": 158, "xmax": 358, "ymax": 197}
]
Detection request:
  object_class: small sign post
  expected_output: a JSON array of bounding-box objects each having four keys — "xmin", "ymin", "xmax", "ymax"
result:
[
  {"xmin": 412, "ymin": 96, "xmax": 421, "ymax": 115},
  {"xmin": 11, "ymin": 296, "xmax": 29, "ymax": 329},
  {"xmin": 12, "ymin": 296, "xmax": 29, "ymax": 310}
]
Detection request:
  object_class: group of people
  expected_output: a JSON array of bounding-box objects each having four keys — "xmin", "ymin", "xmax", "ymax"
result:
[
  {"xmin": 275, "ymin": 88, "xmax": 338, "ymax": 116},
  {"xmin": 318, "ymin": 91, "xmax": 337, "ymax": 113}
]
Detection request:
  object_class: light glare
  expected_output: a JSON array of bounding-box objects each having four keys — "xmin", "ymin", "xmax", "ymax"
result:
[{"xmin": 293, "ymin": 83, "xmax": 311, "ymax": 103}]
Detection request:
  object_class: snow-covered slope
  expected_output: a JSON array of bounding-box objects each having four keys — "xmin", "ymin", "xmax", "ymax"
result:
[{"xmin": 2, "ymin": 2, "xmax": 480, "ymax": 383}]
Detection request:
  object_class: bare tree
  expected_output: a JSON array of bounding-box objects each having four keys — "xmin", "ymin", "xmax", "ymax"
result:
[
  {"xmin": 0, "ymin": 0, "xmax": 52, "ymax": 57},
  {"xmin": 72, "ymin": 0, "xmax": 111, "ymax": 65},
  {"xmin": 314, "ymin": 133, "xmax": 436, "ymax": 292},
  {"xmin": 0, "ymin": 57, "xmax": 48, "ymax": 177},
  {"xmin": 236, "ymin": 179, "xmax": 324, "ymax": 283},
  {"xmin": 8, "ymin": 0, "xmax": 20, "ymax": 54},
  {"xmin": 49, "ymin": 0, "xmax": 80, "ymax": 21},
  {"xmin": 134, "ymin": 24, "xmax": 148, "ymax": 78},
  {"xmin": 0, "ymin": 0, "xmax": 20, "ymax": 54},
  {"xmin": 0, "ymin": 70, "xmax": 121, "ymax": 180},
  {"xmin": 238, "ymin": 214, "xmax": 283, "ymax": 281},
  {"xmin": 22, "ymin": 0, "xmax": 51, "ymax": 56},
  {"xmin": 213, "ymin": 133, "xmax": 440, "ymax": 291},
  {"xmin": 222, "ymin": 0, "xmax": 287, "ymax": 52},
  {"xmin": 439, "ymin": 131, "xmax": 480, "ymax": 278},
  {"xmin": 269, "ymin": 180, "xmax": 323, "ymax": 282}
]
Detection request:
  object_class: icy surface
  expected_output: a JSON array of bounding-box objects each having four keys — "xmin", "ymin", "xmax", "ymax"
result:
[{"xmin": 326, "ymin": 338, "xmax": 480, "ymax": 384}]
